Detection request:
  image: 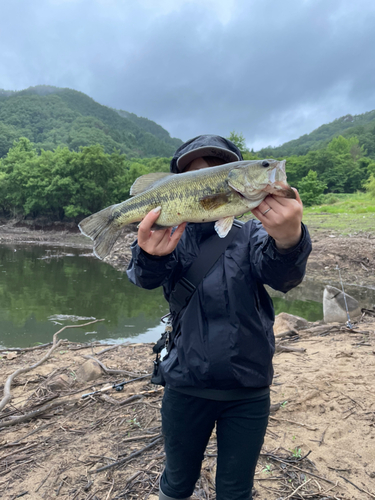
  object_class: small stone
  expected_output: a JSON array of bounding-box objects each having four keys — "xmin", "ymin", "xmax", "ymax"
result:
[
  {"xmin": 274, "ymin": 312, "xmax": 309, "ymax": 335},
  {"xmin": 75, "ymin": 359, "xmax": 103, "ymax": 382},
  {"xmin": 5, "ymin": 352, "xmax": 18, "ymax": 360},
  {"xmin": 46, "ymin": 373, "xmax": 72, "ymax": 391}
]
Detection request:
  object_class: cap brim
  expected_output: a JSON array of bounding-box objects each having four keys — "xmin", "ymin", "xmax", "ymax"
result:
[{"xmin": 177, "ymin": 146, "xmax": 240, "ymax": 172}]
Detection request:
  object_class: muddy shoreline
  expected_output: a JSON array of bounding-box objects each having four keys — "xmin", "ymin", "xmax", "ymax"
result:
[{"xmin": 1, "ymin": 219, "xmax": 374, "ymax": 288}]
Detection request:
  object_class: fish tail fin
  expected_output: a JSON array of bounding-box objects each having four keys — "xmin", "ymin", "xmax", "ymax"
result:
[{"xmin": 78, "ymin": 205, "xmax": 120, "ymax": 260}]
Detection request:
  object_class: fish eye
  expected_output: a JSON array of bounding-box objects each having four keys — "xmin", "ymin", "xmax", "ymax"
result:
[{"xmin": 261, "ymin": 160, "xmax": 270, "ymax": 167}]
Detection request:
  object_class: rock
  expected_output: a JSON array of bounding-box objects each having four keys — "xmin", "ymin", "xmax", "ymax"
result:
[
  {"xmin": 274, "ymin": 312, "xmax": 309, "ymax": 335},
  {"xmin": 46, "ymin": 373, "xmax": 72, "ymax": 392},
  {"xmin": 4, "ymin": 352, "xmax": 18, "ymax": 360},
  {"xmin": 323, "ymin": 285, "xmax": 362, "ymax": 324},
  {"xmin": 75, "ymin": 359, "xmax": 103, "ymax": 382}
]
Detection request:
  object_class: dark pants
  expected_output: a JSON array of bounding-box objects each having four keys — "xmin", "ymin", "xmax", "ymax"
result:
[{"xmin": 160, "ymin": 386, "xmax": 270, "ymax": 500}]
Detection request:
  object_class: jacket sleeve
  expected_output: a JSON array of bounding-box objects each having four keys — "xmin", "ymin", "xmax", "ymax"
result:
[
  {"xmin": 126, "ymin": 240, "xmax": 179, "ymax": 290},
  {"xmin": 249, "ymin": 220, "xmax": 312, "ymax": 293}
]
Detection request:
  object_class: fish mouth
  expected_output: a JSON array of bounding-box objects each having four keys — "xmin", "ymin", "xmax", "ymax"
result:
[
  {"xmin": 230, "ymin": 185, "xmax": 261, "ymax": 200},
  {"xmin": 268, "ymin": 160, "xmax": 286, "ymax": 184},
  {"xmin": 234, "ymin": 190, "xmax": 247, "ymax": 199}
]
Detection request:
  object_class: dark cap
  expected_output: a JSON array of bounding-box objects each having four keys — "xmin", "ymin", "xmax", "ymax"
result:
[{"xmin": 170, "ymin": 134, "xmax": 243, "ymax": 173}]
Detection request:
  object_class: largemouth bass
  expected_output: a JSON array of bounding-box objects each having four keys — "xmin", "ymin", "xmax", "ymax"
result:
[{"xmin": 79, "ymin": 159, "xmax": 295, "ymax": 259}]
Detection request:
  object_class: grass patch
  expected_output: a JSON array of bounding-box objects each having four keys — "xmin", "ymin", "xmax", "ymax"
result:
[
  {"xmin": 304, "ymin": 192, "xmax": 375, "ymax": 215},
  {"xmin": 303, "ymin": 192, "xmax": 375, "ymax": 235}
]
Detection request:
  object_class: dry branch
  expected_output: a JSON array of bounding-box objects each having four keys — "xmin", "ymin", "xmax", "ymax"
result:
[
  {"xmin": 269, "ymin": 416, "xmax": 318, "ymax": 431},
  {"xmin": 121, "ymin": 433, "xmax": 161, "ymax": 443},
  {"xmin": 92, "ymin": 436, "xmax": 163, "ymax": 473},
  {"xmin": 0, "ymin": 320, "xmax": 103, "ymax": 413},
  {"xmin": 337, "ymin": 474, "xmax": 375, "ymax": 499},
  {"xmin": 275, "ymin": 344, "xmax": 306, "ymax": 353},
  {"xmin": 83, "ymin": 355, "xmax": 141, "ymax": 377},
  {"xmin": 284, "ymin": 478, "xmax": 312, "ymax": 500},
  {"xmin": 261, "ymin": 452, "xmax": 335, "ymax": 485},
  {"xmin": 274, "ymin": 329, "xmax": 298, "ymax": 339},
  {"xmin": 0, "ymin": 397, "xmax": 79, "ymax": 428}
]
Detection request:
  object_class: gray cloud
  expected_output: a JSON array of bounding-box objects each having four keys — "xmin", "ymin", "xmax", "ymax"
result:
[{"xmin": 1, "ymin": 0, "xmax": 375, "ymax": 150}]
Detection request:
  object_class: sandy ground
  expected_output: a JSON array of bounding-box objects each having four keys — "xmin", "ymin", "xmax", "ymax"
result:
[
  {"xmin": 0, "ymin": 220, "xmax": 375, "ymax": 499},
  {"xmin": 0, "ymin": 315, "xmax": 374, "ymax": 500}
]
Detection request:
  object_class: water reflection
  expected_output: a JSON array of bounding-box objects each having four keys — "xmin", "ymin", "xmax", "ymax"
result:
[
  {"xmin": 0, "ymin": 245, "xmax": 374, "ymax": 348},
  {"xmin": 0, "ymin": 245, "xmax": 168, "ymax": 348}
]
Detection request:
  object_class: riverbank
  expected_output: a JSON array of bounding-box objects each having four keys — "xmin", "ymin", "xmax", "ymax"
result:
[
  {"xmin": 1, "ymin": 215, "xmax": 374, "ymax": 287},
  {"xmin": 1, "ymin": 313, "xmax": 374, "ymax": 499}
]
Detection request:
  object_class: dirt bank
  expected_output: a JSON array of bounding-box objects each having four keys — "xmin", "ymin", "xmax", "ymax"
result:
[
  {"xmin": 1, "ymin": 218, "xmax": 374, "ymax": 287},
  {"xmin": 0, "ymin": 313, "xmax": 374, "ymax": 499}
]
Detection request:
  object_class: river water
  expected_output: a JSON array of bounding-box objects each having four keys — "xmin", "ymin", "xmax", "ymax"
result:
[{"xmin": 0, "ymin": 244, "xmax": 374, "ymax": 349}]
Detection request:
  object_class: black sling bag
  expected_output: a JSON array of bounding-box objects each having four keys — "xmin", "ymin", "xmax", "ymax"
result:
[{"xmin": 151, "ymin": 220, "xmax": 243, "ymax": 385}]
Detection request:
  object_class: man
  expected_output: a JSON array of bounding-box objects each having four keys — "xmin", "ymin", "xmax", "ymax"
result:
[{"xmin": 127, "ymin": 135, "xmax": 312, "ymax": 500}]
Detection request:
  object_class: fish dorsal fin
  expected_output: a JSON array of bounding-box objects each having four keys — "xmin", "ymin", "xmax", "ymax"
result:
[
  {"xmin": 130, "ymin": 172, "xmax": 174, "ymax": 196},
  {"xmin": 199, "ymin": 193, "xmax": 229, "ymax": 211}
]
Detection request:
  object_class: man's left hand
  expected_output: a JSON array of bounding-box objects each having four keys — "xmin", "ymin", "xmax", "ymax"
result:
[{"xmin": 251, "ymin": 188, "xmax": 303, "ymax": 250}]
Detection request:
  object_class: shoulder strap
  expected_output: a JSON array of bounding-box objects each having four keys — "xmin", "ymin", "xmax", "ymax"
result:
[{"xmin": 169, "ymin": 220, "xmax": 243, "ymax": 317}]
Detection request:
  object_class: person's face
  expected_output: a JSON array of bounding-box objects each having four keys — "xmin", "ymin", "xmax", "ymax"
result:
[
  {"xmin": 183, "ymin": 157, "xmax": 226, "ymax": 172},
  {"xmin": 183, "ymin": 157, "xmax": 211, "ymax": 172}
]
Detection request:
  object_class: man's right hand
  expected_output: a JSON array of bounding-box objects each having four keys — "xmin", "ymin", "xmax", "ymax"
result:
[{"xmin": 137, "ymin": 207, "xmax": 186, "ymax": 256}]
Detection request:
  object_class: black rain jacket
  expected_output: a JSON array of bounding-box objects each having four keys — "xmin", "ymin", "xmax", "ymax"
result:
[{"xmin": 127, "ymin": 220, "xmax": 312, "ymax": 390}]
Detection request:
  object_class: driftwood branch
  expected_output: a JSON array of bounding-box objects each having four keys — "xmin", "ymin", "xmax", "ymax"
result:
[
  {"xmin": 0, "ymin": 384, "xmax": 161, "ymax": 429},
  {"xmin": 0, "ymin": 320, "xmax": 104, "ymax": 413},
  {"xmin": 274, "ymin": 329, "xmax": 298, "ymax": 339},
  {"xmin": 0, "ymin": 342, "xmax": 55, "ymax": 353},
  {"xmin": 275, "ymin": 344, "xmax": 306, "ymax": 353},
  {"xmin": 269, "ymin": 416, "xmax": 318, "ymax": 431},
  {"xmin": 261, "ymin": 452, "xmax": 335, "ymax": 485},
  {"xmin": 92, "ymin": 435, "xmax": 163, "ymax": 473},
  {"xmin": 82, "ymin": 355, "xmax": 141, "ymax": 377},
  {"xmin": 337, "ymin": 474, "xmax": 375, "ymax": 498},
  {"xmin": 0, "ymin": 397, "xmax": 79, "ymax": 428}
]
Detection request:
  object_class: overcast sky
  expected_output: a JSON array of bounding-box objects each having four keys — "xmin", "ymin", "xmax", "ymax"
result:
[{"xmin": 1, "ymin": 0, "xmax": 375, "ymax": 150}]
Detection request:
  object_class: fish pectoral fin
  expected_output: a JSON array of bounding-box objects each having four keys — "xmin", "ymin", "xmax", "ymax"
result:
[
  {"xmin": 215, "ymin": 216, "xmax": 234, "ymax": 238},
  {"xmin": 130, "ymin": 172, "xmax": 174, "ymax": 196},
  {"xmin": 199, "ymin": 193, "xmax": 229, "ymax": 211}
]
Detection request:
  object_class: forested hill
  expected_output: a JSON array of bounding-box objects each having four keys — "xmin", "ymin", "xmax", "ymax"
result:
[
  {"xmin": 0, "ymin": 85, "xmax": 182, "ymax": 158},
  {"xmin": 258, "ymin": 110, "xmax": 375, "ymax": 158}
]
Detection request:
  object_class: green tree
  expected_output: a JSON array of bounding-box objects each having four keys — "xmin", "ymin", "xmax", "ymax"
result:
[
  {"xmin": 364, "ymin": 175, "xmax": 375, "ymax": 197},
  {"xmin": 285, "ymin": 156, "xmax": 310, "ymax": 188},
  {"xmin": 227, "ymin": 131, "xmax": 249, "ymax": 155},
  {"xmin": 0, "ymin": 138, "xmax": 38, "ymax": 215},
  {"xmin": 64, "ymin": 145, "xmax": 122, "ymax": 217},
  {"xmin": 298, "ymin": 170, "xmax": 327, "ymax": 206}
]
